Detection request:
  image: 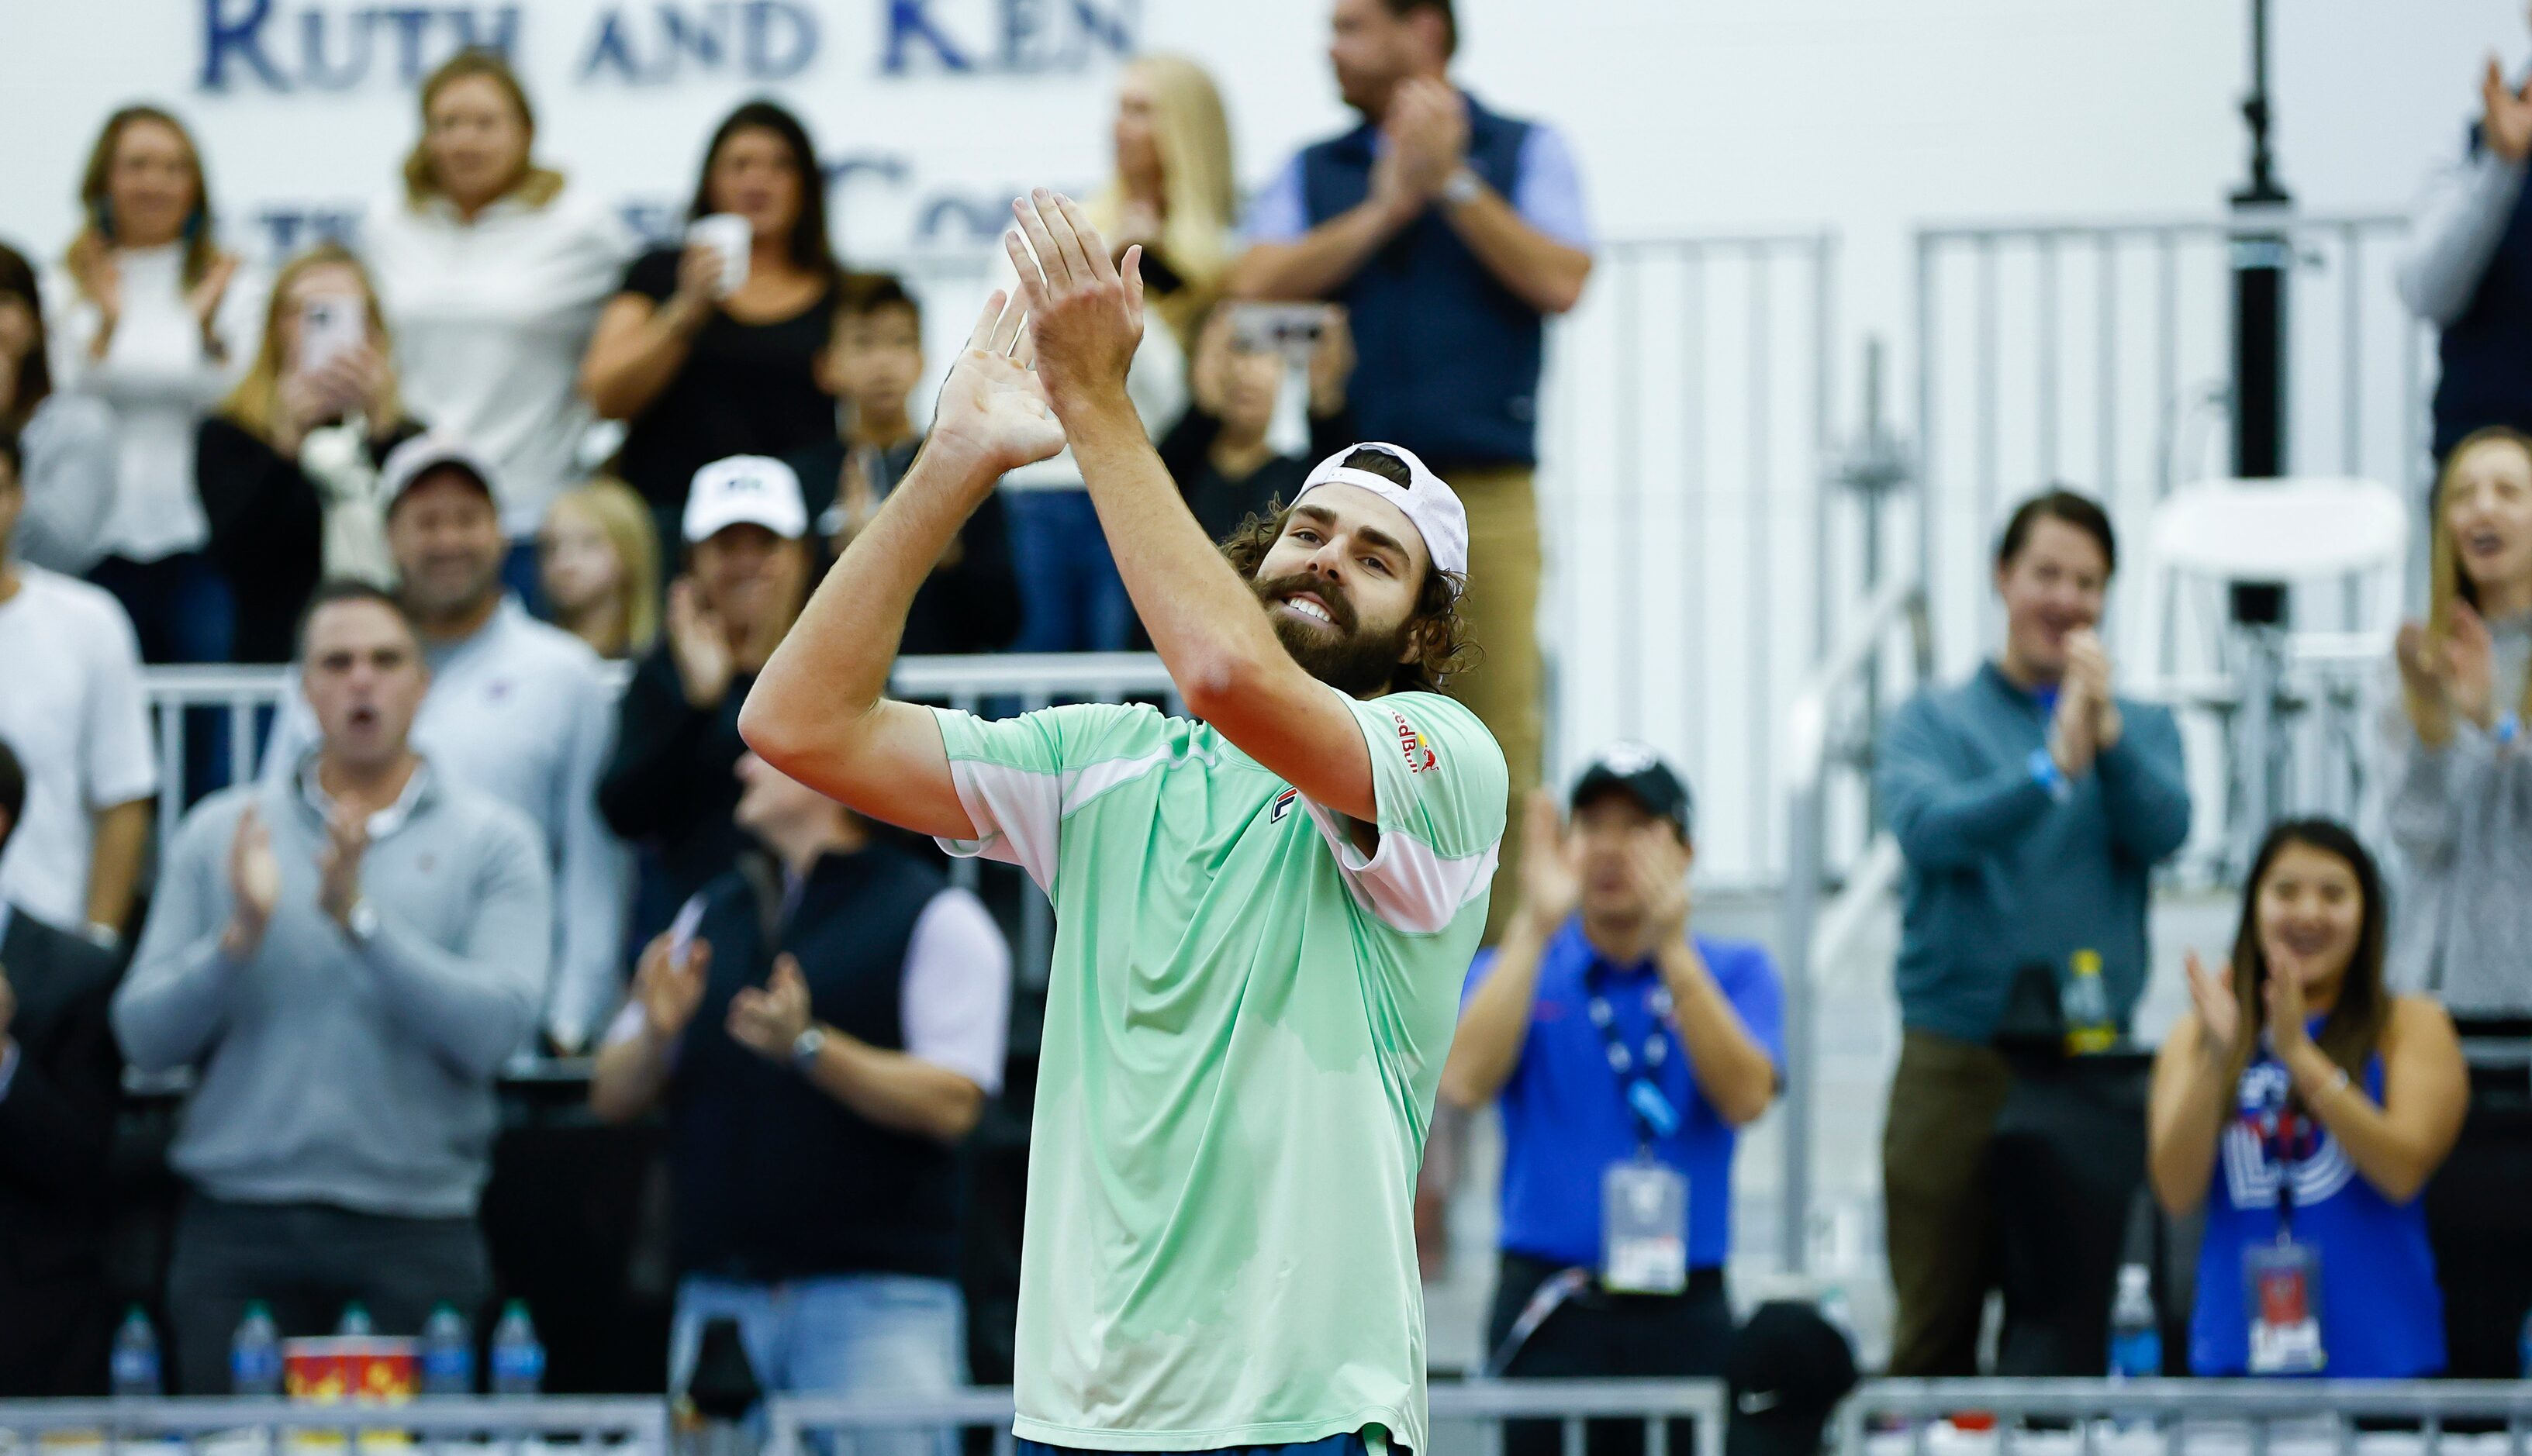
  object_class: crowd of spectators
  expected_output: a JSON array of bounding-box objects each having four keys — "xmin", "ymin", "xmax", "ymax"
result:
[{"xmin": 0, "ymin": 0, "xmax": 2526, "ymax": 1431}]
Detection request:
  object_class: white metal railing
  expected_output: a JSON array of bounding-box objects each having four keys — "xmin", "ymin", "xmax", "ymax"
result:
[
  {"xmin": 1844, "ymin": 1379, "xmax": 2532, "ymax": 1456},
  {"xmin": 0, "ymin": 1396, "xmax": 668, "ymax": 1449},
  {"xmin": 1542, "ymin": 230, "xmax": 1840, "ymax": 887},
  {"xmin": 1777, "ymin": 574, "xmax": 1936, "ymax": 1274},
  {"xmin": 767, "ymin": 1379, "xmax": 1732, "ymax": 1456},
  {"xmin": 1910, "ymin": 212, "xmax": 2431, "ymax": 875}
]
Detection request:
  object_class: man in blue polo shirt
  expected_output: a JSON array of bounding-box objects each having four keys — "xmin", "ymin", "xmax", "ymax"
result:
[
  {"xmin": 1442, "ymin": 745, "xmax": 1781, "ymax": 1456},
  {"xmin": 1231, "ymin": 0, "xmax": 1594, "ymax": 940}
]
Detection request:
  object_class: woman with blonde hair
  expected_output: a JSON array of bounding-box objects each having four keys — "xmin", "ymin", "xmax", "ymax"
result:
[
  {"xmin": 47, "ymin": 103, "xmax": 260, "ymax": 665},
  {"xmin": 539, "ymin": 476, "xmax": 661, "ymax": 661},
  {"xmin": 1089, "ymin": 53, "xmax": 1238, "ymax": 351},
  {"xmin": 364, "ymin": 48, "xmax": 629, "ymax": 595},
  {"xmin": 195, "ymin": 243, "xmax": 422, "ymax": 662},
  {"xmin": 2383, "ymin": 424, "xmax": 2532, "ymax": 1016}
]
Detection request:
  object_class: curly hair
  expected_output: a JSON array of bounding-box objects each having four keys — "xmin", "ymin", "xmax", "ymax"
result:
[{"xmin": 1214, "ymin": 453, "xmax": 1479, "ymax": 695}]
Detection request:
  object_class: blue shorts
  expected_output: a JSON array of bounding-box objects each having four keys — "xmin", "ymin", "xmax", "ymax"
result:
[{"xmin": 1017, "ymin": 1435, "xmax": 1377, "ymax": 1456}]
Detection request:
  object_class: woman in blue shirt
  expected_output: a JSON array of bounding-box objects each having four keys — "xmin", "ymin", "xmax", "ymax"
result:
[{"xmin": 2147, "ymin": 819, "xmax": 2468, "ymax": 1377}]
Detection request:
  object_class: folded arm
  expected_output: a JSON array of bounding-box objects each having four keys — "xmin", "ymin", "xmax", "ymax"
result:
[
  {"xmin": 2097, "ymin": 706, "xmax": 2192, "ymax": 863},
  {"xmin": 111, "ymin": 808, "xmax": 244, "ymax": 1072},
  {"xmin": 1877, "ymin": 701, "xmax": 2054, "ymax": 871},
  {"xmin": 359, "ymin": 823, "xmax": 551, "ymax": 1078}
]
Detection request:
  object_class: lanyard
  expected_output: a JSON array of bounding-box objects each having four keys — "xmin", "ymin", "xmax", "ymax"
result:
[
  {"xmin": 1584, "ymin": 965, "xmax": 1681, "ymax": 1147},
  {"xmin": 2241, "ymin": 1080, "xmax": 2325, "ymax": 1228}
]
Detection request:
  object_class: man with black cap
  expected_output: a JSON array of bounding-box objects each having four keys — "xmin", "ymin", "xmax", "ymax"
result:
[
  {"xmin": 261, "ymin": 435, "xmax": 627, "ymax": 1051},
  {"xmin": 1442, "ymin": 743, "xmax": 1783, "ymax": 1456}
]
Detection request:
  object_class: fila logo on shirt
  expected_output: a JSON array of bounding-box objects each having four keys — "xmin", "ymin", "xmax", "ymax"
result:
[
  {"xmin": 1270, "ymin": 787, "xmax": 1299, "ymax": 823},
  {"xmin": 1392, "ymin": 712, "xmax": 1438, "ymax": 774}
]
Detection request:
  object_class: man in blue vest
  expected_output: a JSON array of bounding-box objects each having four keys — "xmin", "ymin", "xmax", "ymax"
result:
[
  {"xmin": 1231, "ymin": 0, "xmax": 1594, "ymax": 939},
  {"xmin": 588, "ymin": 750, "xmax": 1010, "ymax": 1453},
  {"xmin": 2398, "ymin": 36, "xmax": 2532, "ymax": 463}
]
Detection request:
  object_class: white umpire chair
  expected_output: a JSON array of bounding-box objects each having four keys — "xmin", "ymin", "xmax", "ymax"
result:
[{"xmin": 2130, "ymin": 477, "xmax": 2409, "ymax": 878}]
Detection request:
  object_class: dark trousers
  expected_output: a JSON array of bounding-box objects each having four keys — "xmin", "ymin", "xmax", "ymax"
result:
[
  {"xmin": 1486, "ymin": 1253, "xmax": 1732, "ymax": 1456},
  {"xmin": 88, "ymin": 551, "xmax": 236, "ymax": 806},
  {"xmin": 0, "ymin": 1279, "xmax": 116, "ymax": 1396},
  {"xmin": 165, "ymin": 1193, "xmax": 492, "ymax": 1395},
  {"xmin": 1006, "ymin": 489, "xmax": 1133, "ymax": 653},
  {"xmin": 1881, "ymin": 1029, "xmax": 2012, "ymax": 1375},
  {"xmin": 2426, "ymin": 1075, "xmax": 2532, "ymax": 1378}
]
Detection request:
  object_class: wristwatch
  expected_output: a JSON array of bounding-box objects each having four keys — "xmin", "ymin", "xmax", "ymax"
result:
[
  {"xmin": 1441, "ymin": 167, "xmax": 1484, "ymax": 207},
  {"xmin": 789, "ymin": 1026, "xmax": 829, "ymax": 1075},
  {"xmin": 345, "ymin": 898, "xmax": 381, "ymax": 945}
]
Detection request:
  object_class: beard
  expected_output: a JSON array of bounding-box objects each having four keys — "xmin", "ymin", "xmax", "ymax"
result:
[{"xmin": 1252, "ymin": 571, "xmax": 1411, "ymax": 698}]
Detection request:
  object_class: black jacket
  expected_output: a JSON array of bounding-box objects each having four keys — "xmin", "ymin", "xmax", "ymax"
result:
[
  {"xmin": 0, "ymin": 905, "xmax": 123, "ymax": 1395},
  {"xmin": 597, "ymin": 644, "xmax": 755, "ymax": 944},
  {"xmin": 786, "ymin": 436, "xmax": 1024, "ymax": 656},
  {"xmin": 195, "ymin": 415, "xmax": 426, "ymax": 664}
]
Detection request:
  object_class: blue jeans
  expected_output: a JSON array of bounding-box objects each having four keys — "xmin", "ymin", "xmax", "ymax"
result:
[
  {"xmin": 672, "ymin": 1273, "xmax": 965, "ymax": 1456},
  {"xmin": 1005, "ymin": 488, "xmax": 1133, "ymax": 652},
  {"xmin": 88, "ymin": 552, "xmax": 236, "ymax": 806},
  {"xmin": 1017, "ymin": 1436, "xmax": 1377, "ymax": 1456}
]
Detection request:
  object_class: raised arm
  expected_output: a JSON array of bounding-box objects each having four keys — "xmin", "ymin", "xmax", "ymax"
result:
[
  {"xmin": 1440, "ymin": 794, "xmax": 1572, "ymax": 1109},
  {"xmin": 1010, "ymin": 191, "xmax": 1382, "ymax": 823},
  {"xmin": 2396, "ymin": 64, "xmax": 2532, "ymax": 326},
  {"xmin": 579, "ymin": 247, "xmax": 725, "ymax": 420},
  {"xmin": 738, "ymin": 293, "xmax": 1068, "ymax": 836}
]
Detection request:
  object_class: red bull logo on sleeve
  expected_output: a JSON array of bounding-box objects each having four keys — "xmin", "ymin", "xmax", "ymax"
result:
[{"xmin": 1393, "ymin": 713, "xmax": 1438, "ymax": 774}]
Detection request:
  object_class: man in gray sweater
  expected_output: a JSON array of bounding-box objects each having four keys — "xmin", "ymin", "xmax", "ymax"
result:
[{"xmin": 115, "ymin": 581, "xmax": 552, "ymax": 1394}]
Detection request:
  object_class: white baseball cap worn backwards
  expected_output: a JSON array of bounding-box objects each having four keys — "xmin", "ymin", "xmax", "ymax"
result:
[{"xmin": 1291, "ymin": 441, "xmax": 1470, "ymax": 583}]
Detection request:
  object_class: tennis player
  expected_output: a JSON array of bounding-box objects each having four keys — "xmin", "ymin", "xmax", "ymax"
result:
[{"xmin": 741, "ymin": 191, "xmax": 1505, "ymax": 1455}]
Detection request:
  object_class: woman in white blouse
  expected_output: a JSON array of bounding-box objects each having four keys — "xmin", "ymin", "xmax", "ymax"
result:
[
  {"xmin": 365, "ymin": 49, "xmax": 629, "ymax": 594},
  {"xmin": 47, "ymin": 105, "xmax": 259, "ymax": 664}
]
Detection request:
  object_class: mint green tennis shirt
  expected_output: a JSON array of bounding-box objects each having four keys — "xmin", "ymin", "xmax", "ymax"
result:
[{"xmin": 931, "ymin": 685, "xmax": 1507, "ymax": 1453}]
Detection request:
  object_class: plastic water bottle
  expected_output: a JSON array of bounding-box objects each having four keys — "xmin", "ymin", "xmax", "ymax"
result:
[
  {"xmin": 421, "ymin": 1303, "xmax": 475, "ymax": 1397},
  {"xmin": 489, "ymin": 1300, "xmax": 545, "ymax": 1396},
  {"xmin": 230, "ymin": 1302, "xmax": 283, "ymax": 1396},
  {"xmin": 2063, "ymin": 949, "xmax": 2116, "ymax": 1054},
  {"xmin": 2108, "ymin": 1264, "xmax": 2161, "ymax": 1378},
  {"xmin": 110, "ymin": 1306, "xmax": 163, "ymax": 1398},
  {"xmin": 337, "ymin": 1302, "xmax": 374, "ymax": 1337}
]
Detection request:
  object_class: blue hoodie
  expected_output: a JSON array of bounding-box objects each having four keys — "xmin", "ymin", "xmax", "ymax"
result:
[{"xmin": 1875, "ymin": 663, "xmax": 2192, "ymax": 1043}]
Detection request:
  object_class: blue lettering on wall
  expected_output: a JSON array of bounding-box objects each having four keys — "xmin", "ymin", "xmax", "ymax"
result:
[
  {"xmin": 578, "ymin": 2, "xmax": 819, "ymax": 85},
  {"xmin": 298, "ymin": 8, "xmax": 376, "ymax": 89},
  {"xmin": 252, "ymin": 205, "xmax": 365, "ymax": 260},
  {"xmin": 202, "ymin": 0, "xmax": 291, "ymax": 90},
  {"xmin": 885, "ymin": 0, "xmax": 972, "ymax": 74},
  {"xmin": 883, "ymin": 0, "xmax": 1135, "ymax": 77},
  {"xmin": 199, "ymin": 1, "xmax": 520, "ymax": 92}
]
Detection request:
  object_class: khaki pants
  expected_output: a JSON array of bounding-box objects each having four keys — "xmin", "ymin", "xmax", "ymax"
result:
[
  {"xmin": 1881, "ymin": 1028, "xmax": 2012, "ymax": 1376},
  {"xmin": 1439, "ymin": 463, "xmax": 1544, "ymax": 944}
]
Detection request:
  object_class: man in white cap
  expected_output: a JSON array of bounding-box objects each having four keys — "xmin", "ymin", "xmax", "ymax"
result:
[
  {"xmin": 744, "ymin": 192, "xmax": 1506, "ymax": 1456},
  {"xmin": 261, "ymin": 435, "xmax": 625, "ymax": 1052},
  {"xmin": 599, "ymin": 455, "xmax": 818, "ymax": 953}
]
